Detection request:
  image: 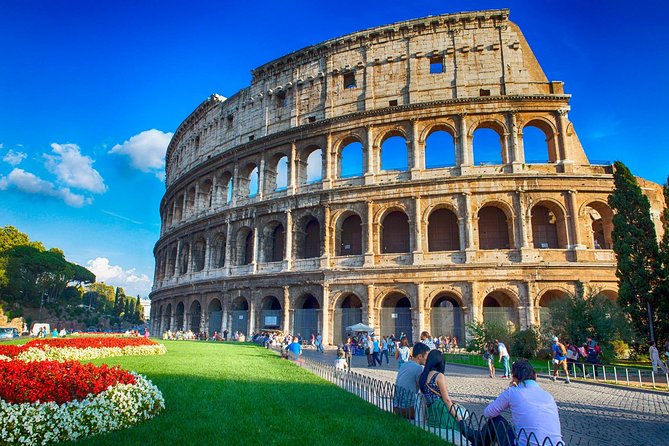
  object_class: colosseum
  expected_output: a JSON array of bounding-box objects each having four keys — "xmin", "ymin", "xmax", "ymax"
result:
[{"xmin": 149, "ymin": 9, "xmax": 664, "ymax": 344}]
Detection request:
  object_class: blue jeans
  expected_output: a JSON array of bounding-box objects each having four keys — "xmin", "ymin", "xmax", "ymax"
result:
[
  {"xmin": 380, "ymin": 350, "xmax": 389, "ymax": 364},
  {"xmin": 501, "ymin": 356, "xmax": 510, "ymax": 377}
]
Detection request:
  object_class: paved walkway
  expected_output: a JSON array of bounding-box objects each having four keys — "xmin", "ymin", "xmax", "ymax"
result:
[{"xmin": 301, "ymin": 347, "xmax": 669, "ymax": 446}]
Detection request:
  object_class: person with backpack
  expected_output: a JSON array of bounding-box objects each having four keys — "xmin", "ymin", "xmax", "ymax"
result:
[{"xmin": 551, "ymin": 336, "xmax": 570, "ymax": 383}]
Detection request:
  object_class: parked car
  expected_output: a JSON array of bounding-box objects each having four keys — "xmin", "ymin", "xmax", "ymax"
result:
[
  {"xmin": 0, "ymin": 327, "xmax": 19, "ymax": 339},
  {"xmin": 30, "ymin": 323, "xmax": 51, "ymax": 337}
]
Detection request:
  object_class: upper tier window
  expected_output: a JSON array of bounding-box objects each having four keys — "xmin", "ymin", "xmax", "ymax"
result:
[
  {"xmin": 429, "ymin": 57, "xmax": 444, "ymax": 74},
  {"xmin": 344, "ymin": 72, "xmax": 356, "ymax": 89}
]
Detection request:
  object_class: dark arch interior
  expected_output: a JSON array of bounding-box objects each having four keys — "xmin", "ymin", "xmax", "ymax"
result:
[
  {"xmin": 433, "ymin": 295, "xmax": 460, "ymax": 308},
  {"xmin": 263, "ymin": 296, "xmax": 282, "ymax": 310},
  {"xmin": 301, "ymin": 294, "xmax": 320, "ymax": 309},
  {"xmin": 232, "ymin": 298, "xmax": 249, "ymax": 311},
  {"xmin": 340, "ymin": 294, "xmax": 363, "ymax": 308}
]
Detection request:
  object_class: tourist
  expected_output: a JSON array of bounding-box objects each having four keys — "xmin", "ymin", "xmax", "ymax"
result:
[
  {"xmin": 315, "ymin": 333, "xmax": 324, "ymax": 353},
  {"xmin": 551, "ymin": 336, "xmax": 570, "ymax": 383},
  {"xmin": 223, "ymin": 329, "xmax": 228, "ymax": 341},
  {"xmin": 343, "ymin": 336, "xmax": 353, "ymax": 371},
  {"xmin": 483, "ymin": 342, "xmax": 495, "ymax": 378},
  {"xmin": 365, "ymin": 335, "xmax": 375, "ymax": 367},
  {"xmin": 420, "ymin": 331, "xmax": 436, "ymax": 350},
  {"xmin": 286, "ymin": 336, "xmax": 302, "ymax": 363},
  {"xmin": 379, "ymin": 336, "xmax": 390, "ymax": 365},
  {"xmin": 649, "ymin": 341, "xmax": 668, "ymax": 374},
  {"xmin": 393, "ymin": 342, "xmax": 430, "ymax": 420},
  {"xmin": 418, "ymin": 349, "xmax": 463, "ymax": 430},
  {"xmin": 59, "ymin": 328, "xmax": 67, "ymax": 338},
  {"xmin": 144, "ymin": 328, "xmax": 150, "ymax": 339},
  {"xmin": 495, "ymin": 339, "xmax": 511, "ymax": 378},
  {"xmin": 334, "ymin": 348, "xmax": 347, "ymax": 370},
  {"xmin": 372, "ymin": 335, "xmax": 381, "ymax": 366},
  {"xmin": 452, "ymin": 336, "xmax": 458, "ymax": 351},
  {"xmin": 462, "ymin": 359, "xmax": 563, "ymax": 446},
  {"xmin": 395, "ymin": 336, "xmax": 411, "ymax": 369}
]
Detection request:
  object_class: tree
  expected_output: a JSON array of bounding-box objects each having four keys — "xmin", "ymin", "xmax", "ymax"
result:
[
  {"xmin": 656, "ymin": 176, "xmax": 669, "ymax": 339},
  {"xmin": 134, "ymin": 296, "xmax": 144, "ymax": 323},
  {"xmin": 608, "ymin": 161, "xmax": 663, "ymax": 341}
]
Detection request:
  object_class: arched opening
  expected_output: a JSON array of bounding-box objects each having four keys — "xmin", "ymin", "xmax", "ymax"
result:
[
  {"xmin": 333, "ymin": 294, "xmax": 363, "ymax": 344},
  {"xmin": 231, "ymin": 297, "xmax": 249, "ymax": 335},
  {"xmin": 260, "ymin": 296, "xmax": 282, "ymax": 329},
  {"xmin": 226, "ymin": 178, "xmax": 234, "ymax": 203},
  {"xmin": 293, "ymin": 294, "xmax": 320, "ymax": 338},
  {"xmin": 199, "ymin": 179, "xmax": 213, "ymax": 208},
  {"xmin": 168, "ymin": 246, "xmax": 177, "ymax": 277},
  {"xmin": 216, "ymin": 171, "xmax": 233, "ymax": 205},
  {"xmin": 214, "ymin": 234, "xmax": 226, "ymax": 268},
  {"xmin": 482, "ymin": 291, "xmax": 519, "ymax": 333},
  {"xmin": 538, "ymin": 290, "xmax": 569, "ymax": 327},
  {"xmin": 522, "ymin": 123, "xmax": 556, "ymax": 163},
  {"xmin": 598, "ymin": 289, "xmax": 618, "ymax": 303},
  {"xmin": 584, "ymin": 202, "xmax": 614, "ymax": 249},
  {"xmin": 193, "ymin": 237, "xmax": 206, "ymax": 272},
  {"xmin": 180, "ymin": 243, "xmax": 190, "ymax": 274},
  {"xmin": 338, "ymin": 214, "xmax": 363, "ymax": 256},
  {"xmin": 381, "ymin": 211, "xmax": 410, "ymax": 253},
  {"xmin": 236, "ymin": 228, "xmax": 254, "ymax": 265},
  {"xmin": 174, "ymin": 195, "xmax": 184, "ymax": 221},
  {"xmin": 208, "ymin": 299, "xmax": 222, "ymax": 336},
  {"xmin": 248, "ymin": 166, "xmax": 259, "ymax": 197},
  {"xmin": 175, "ymin": 302, "xmax": 185, "ymax": 330},
  {"xmin": 163, "ymin": 303, "xmax": 172, "ymax": 333},
  {"xmin": 430, "ymin": 294, "xmax": 465, "ymax": 341},
  {"xmin": 425, "ymin": 130, "xmax": 456, "ymax": 168},
  {"xmin": 275, "ymin": 156, "xmax": 288, "ymax": 191},
  {"xmin": 305, "ymin": 149, "xmax": 323, "ymax": 184},
  {"xmin": 478, "ymin": 206, "xmax": 511, "ymax": 250},
  {"xmin": 531, "ymin": 204, "xmax": 566, "ymax": 249},
  {"xmin": 473, "ymin": 127, "xmax": 504, "ymax": 165},
  {"xmin": 381, "ymin": 135, "xmax": 409, "ymax": 171},
  {"xmin": 186, "ymin": 186, "xmax": 196, "ymax": 212},
  {"xmin": 427, "ymin": 208, "xmax": 460, "ymax": 251},
  {"xmin": 189, "ymin": 300, "xmax": 202, "ymax": 334},
  {"xmin": 379, "ymin": 293, "xmax": 413, "ymax": 341},
  {"xmin": 263, "ymin": 222, "xmax": 285, "ymax": 262},
  {"xmin": 339, "ymin": 141, "xmax": 363, "ymax": 178},
  {"xmin": 298, "ymin": 217, "xmax": 321, "ymax": 259}
]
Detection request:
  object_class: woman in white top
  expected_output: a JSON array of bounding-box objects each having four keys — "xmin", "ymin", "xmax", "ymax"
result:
[{"xmin": 395, "ymin": 336, "xmax": 411, "ymax": 369}]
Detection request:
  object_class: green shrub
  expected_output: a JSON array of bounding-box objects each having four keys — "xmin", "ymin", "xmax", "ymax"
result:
[
  {"xmin": 611, "ymin": 340, "xmax": 631, "ymax": 360},
  {"xmin": 511, "ymin": 326, "xmax": 542, "ymax": 358},
  {"xmin": 466, "ymin": 320, "xmax": 512, "ymax": 352}
]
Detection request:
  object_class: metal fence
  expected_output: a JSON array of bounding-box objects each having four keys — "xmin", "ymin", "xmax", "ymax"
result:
[{"xmin": 284, "ymin": 349, "xmax": 565, "ymax": 446}]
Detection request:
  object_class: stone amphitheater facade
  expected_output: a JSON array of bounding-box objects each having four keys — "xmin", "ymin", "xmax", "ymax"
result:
[{"xmin": 149, "ymin": 9, "xmax": 664, "ymax": 344}]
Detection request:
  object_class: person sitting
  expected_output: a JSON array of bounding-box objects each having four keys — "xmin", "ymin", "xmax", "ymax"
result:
[
  {"xmin": 462, "ymin": 359, "xmax": 563, "ymax": 446},
  {"xmin": 334, "ymin": 348, "xmax": 347, "ymax": 371},
  {"xmin": 393, "ymin": 342, "xmax": 430, "ymax": 420},
  {"xmin": 418, "ymin": 349, "xmax": 464, "ymax": 431},
  {"xmin": 420, "ymin": 331, "xmax": 436, "ymax": 350},
  {"xmin": 285, "ymin": 336, "xmax": 302, "ymax": 363}
]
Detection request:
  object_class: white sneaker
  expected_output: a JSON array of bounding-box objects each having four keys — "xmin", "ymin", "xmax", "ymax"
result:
[{"xmin": 550, "ymin": 376, "xmax": 556, "ymax": 382}]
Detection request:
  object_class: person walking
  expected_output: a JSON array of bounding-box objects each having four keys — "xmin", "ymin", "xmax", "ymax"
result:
[
  {"xmin": 495, "ymin": 339, "xmax": 511, "ymax": 378},
  {"xmin": 483, "ymin": 342, "xmax": 495, "ymax": 378},
  {"xmin": 393, "ymin": 342, "xmax": 430, "ymax": 420},
  {"xmin": 551, "ymin": 336, "xmax": 570, "ymax": 383},
  {"xmin": 315, "ymin": 333, "xmax": 324, "ymax": 353},
  {"xmin": 372, "ymin": 335, "xmax": 382, "ymax": 366},
  {"xmin": 343, "ymin": 336, "xmax": 353, "ymax": 371},
  {"xmin": 380, "ymin": 336, "xmax": 390, "ymax": 365},
  {"xmin": 649, "ymin": 341, "xmax": 668, "ymax": 374},
  {"xmin": 396, "ymin": 336, "xmax": 411, "ymax": 369},
  {"xmin": 365, "ymin": 335, "xmax": 375, "ymax": 367}
]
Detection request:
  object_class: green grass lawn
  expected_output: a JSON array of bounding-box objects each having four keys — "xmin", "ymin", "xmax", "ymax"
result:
[{"xmin": 45, "ymin": 341, "xmax": 446, "ymax": 446}]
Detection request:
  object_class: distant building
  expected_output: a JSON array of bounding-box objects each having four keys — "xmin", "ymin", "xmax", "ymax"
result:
[{"xmin": 140, "ymin": 299, "xmax": 151, "ymax": 321}]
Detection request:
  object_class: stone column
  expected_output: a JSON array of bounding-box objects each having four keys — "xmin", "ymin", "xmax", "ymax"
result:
[
  {"xmin": 258, "ymin": 154, "xmax": 266, "ymax": 200},
  {"xmin": 567, "ymin": 190, "xmax": 585, "ymax": 249},
  {"xmin": 283, "ymin": 286, "xmax": 291, "ymax": 334},
  {"xmin": 364, "ymin": 201, "xmax": 375, "ymax": 266},
  {"xmin": 515, "ymin": 190, "xmax": 530, "ymax": 249},
  {"xmin": 469, "ymin": 281, "xmax": 481, "ymax": 324},
  {"xmin": 322, "ymin": 284, "xmax": 330, "ymax": 345},
  {"xmin": 412, "ymin": 196, "xmax": 423, "ymax": 264},
  {"xmin": 321, "ymin": 205, "xmax": 331, "ymax": 268},
  {"xmin": 416, "ymin": 283, "xmax": 425, "ymax": 336},
  {"xmin": 366, "ymin": 284, "xmax": 376, "ymax": 330},
  {"xmin": 458, "ymin": 114, "xmax": 472, "ymax": 169},
  {"xmin": 283, "ymin": 210, "xmax": 293, "ymax": 270},
  {"xmin": 508, "ymin": 111, "xmax": 524, "ymax": 171},
  {"xmin": 221, "ymin": 301, "xmax": 228, "ymax": 333},
  {"xmin": 556, "ymin": 109, "xmax": 569, "ymax": 162},
  {"xmin": 175, "ymin": 239, "xmax": 183, "ymax": 276},
  {"xmin": 248, "ymin": 298, "xmax": 255, "ymax": 335},
  {"xmin": 232, "ymin": 163, "xmax": 239, "ymax": 205},
  {"xmin": 410, "ymin": 119, "xmax": 422, "ymax": 180},
  {"xmin": 462, "ymin": 193, "xmax": 476, "ymax": 261},
  {"xmin": 194, "ymin": 181, "xmax": 201, "ymax": 216},
  {"xmin": 289, "ymin": 142, "xmax": 297, "ymax": 195},
  {"xmin": 323, "ymin": 133, "xmax": 333, "ymax": 189},
  {"xmin": 201, "ymin": 306, "xmax": 207, "ymax": 335},
  {"xmin": 364, "ymin": 126, "xmax": 375, "ymax": 185},
  {"xmin": 211, "ymin": 174, "xmax": 219, "ymax": 208},
  {"xmin": 203, "ymin": 235, "xmax": 212, "ymax": 272},
  {"xmin": 224, "ymin": 218, "xmax": 233, "ymax": 274},
  {"xmin": 170, "ymin": 310, "xmax": 175, "ymax": 332},
  {"xmin": 252, "ymin": 224, "xmax": 259, "ymax": 273}
]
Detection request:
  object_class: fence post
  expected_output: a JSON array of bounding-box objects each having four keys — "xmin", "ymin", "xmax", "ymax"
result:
[
  {"xmin": 592, "ymin": 364, "xmax": 596, "ymax": 381},
  {"xmin": 602, "ymin": 365, "xmax": 607, "ymax": 382},
  {"xmin": 625, "ymin": 368, "xmax": 630, "ymax": 386},
  {"xmin": 613, "ymin": 366, "xmax": 618, "ymax": 384},
  {"xmin": 638, "ymin": 369, "xmax": 642, "ymax": 387},
  {"xmin": 651, "ymin": 371, "xmax": 656, "ymax": 389}
]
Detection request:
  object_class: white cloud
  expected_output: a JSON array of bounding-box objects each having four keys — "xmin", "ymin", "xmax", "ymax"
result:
[
  {"xmin": 86, "ymin": 257, "xmax": 152, "ymax": 297},
  {"xmin": 44, "ymin": 143, "xmax": 107, "ymax": 193},
  {"xmin": 0, "ymin": 168, "xmax": 90, "ymax": 207},
  {"xmin": 3, "ymin": 149, "xmax": 27, "ymax": 166},
  {"xmin": 109, "ymin": 129, "xmax": 173, "ymax": 180}
]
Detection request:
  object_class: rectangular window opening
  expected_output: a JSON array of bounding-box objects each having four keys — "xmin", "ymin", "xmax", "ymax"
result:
[
  {"xmin": 248, "ymin": 135, "xmax": 254, "ymax": 142},
  {"xmin": 276, "ymin": 91, "xmax": 286, "ymax": 108},
  {"xmin": 389, "ymin": 99, "xmax": 398, "ymax": 107},
  {"xmin": 479, "ymin": 89, "xmax": 491, "ymax": 97},
  {"xmin": 343, "ymin": 72, "xmax": 356, "ymax": 89},
  {"xmin": 308, "ymin": 116, "xmax": 316, "ymax": 123},
  {"xmin": 429, "ymin": 57, "xmax": 444, "ymax": 74}
]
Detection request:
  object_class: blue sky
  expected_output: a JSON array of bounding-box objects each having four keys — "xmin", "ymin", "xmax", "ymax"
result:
[{"xmin": 1, "ymin": 1, "xmax": 668, "ymax": 297}]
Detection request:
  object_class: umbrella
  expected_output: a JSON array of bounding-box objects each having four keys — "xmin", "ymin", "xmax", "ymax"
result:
[{"xmin": 346, "ymin": 323, "xmax": 374, "ymax": 333}]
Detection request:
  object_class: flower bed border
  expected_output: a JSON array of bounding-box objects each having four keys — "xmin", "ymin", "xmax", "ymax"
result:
[{"xmin": 0, "ymin": 372, "xmax": 164, "ymax": 445}]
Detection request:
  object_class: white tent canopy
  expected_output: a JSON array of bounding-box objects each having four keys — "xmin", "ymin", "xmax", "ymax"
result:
[{"xmin": 346, "ymin": 323, "xmax": 374, "ymax": 333}]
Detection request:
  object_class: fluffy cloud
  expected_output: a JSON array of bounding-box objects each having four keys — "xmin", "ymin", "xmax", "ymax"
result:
[
  {"xmin": 44, "ymin": 143, "xmax": 107, "ymax": 193},
  {"xmin": 86, "ymin": 257, "xmax": 152, "ymax": 297},
  {"xmin": 108, "ymin": 129, "xmax": 173, "ymax": 180},
  {"xmin": 3, "ymin": 149, "xmax": 27, "ymax": 166},
  {"xmin": 0, "ymin": 168, "xmax": 90, "ymax": 207}
]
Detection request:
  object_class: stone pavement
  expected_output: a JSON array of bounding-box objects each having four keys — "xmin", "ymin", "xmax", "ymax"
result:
[{"xmin": 301, "ymin": 347, "xmax": 669, "ymax": 446}]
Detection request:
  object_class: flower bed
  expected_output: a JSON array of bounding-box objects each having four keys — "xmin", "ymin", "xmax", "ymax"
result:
[
  {"xmin": 0, "ymin": 361, "xmax": 164, "ymax": 445},
  {"xmin": 0, "ymin": 337, "xmax": 166, "ymax": 362}
]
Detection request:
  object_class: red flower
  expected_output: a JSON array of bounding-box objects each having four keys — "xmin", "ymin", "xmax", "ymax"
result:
[{"xmin": 0, "ymin": 336, "xmax": 159, "ymax": 358}]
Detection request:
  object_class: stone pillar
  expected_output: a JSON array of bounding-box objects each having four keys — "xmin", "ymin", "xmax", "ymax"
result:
[
  {"xmin": 364, "ymin": 201, "xmax": 375, "ymax": 266},
  {"xmin": 175, "ymin": 239, "xmax": 183, "ymax": 276},
  {"xmin": 322, "ymin": 284, "xmax": 330, "ymax": 345},
  {"xmin": 232, "ymin": 163, "xmax": 239, "ymax": 205},
  {"xmin": 364, "ymin": 126, "xmax": 375, "ymax": 185},
  {"xmin": 462, "ymin": 193, "xmax": 476, "ymax": 261},
  {"xmin": 224, "ymin": 218, "xmax": 233, "ymax": 274},
  {"xmin": 515, "ymin": 190, "xmax": 530, "ymax": 249},
  {"xmin": 412, "ymin": 196, "xmax": 423, "ymax": 264},
  {"xmin": 211, "ymin": 174, "xmax": 219, "ymax": 208},
  {"xmin": 289, "ymin": 141, "xmax": 297, "ymax": 195},
  {"xmin": 283, "ymin": 210, "xmax": 293, "ymax": 270},
  {"xmin": 203, "ymin": 235, "xmax": 212, "ymax": 272},
  {"xmin": 458, "ymin": 114, "xmax": 472, "ymax": 169},
  {"xmin": 410, "ymin": 119, "xmax": 422, "ymax": 180},
  {"xmin": 366, "ymin": 284, "xmax": 376, "ymax": 330},
  {"xmin": 518, "ymin": 282, "xmax": 531, "ymax": 330},
  {"xmin": 252, "ymin": 223, "xmax": 260, "ymax": 273},
  {"xmin": 170, "ymin": 310, "xmax": 175, "ymax": 332},
  {"xmin": 508, "ymin": 111, "xmax": 524, "ymax": 171},
  {"xmin": 221, "ymin": 302, "xmax": 228, "ymax": 333},
  {"xmin": 321, "ymin": 205, "xmax": 331, "ymax": 268},
  {"xmin": 193, "ymin": 181, "xmax": 200, "ymax": 216},
  {"xmin": 323, "ymin": 133, "xmax": 332, "ymax": 189},
  {"xmin": 248, "ymin": 298, "xmax": 255, "ymax": 335},
  {"xmin": 416, "ymin": 283, "xmax": 425, "ymax": 337},
  {"xmin": 283, "ymin": 286, "xmax": 291, "ymax": 334},
  {"xmin": 201, "ymin": 306, "xmax": 207, "ymax": 335},
  {"xmin": 567, "ymin": 190, "xmax": 585, "ymax": 249},
  {"xmin": 469, "ymin": 281, "xmax": 481, "ymax": 324},
  {"xmin": 258, "ymin": 154, "xmax": 266, "ymax": 200},
  {"xmin": 524, "ymin": 280, "xmax": 537, "ymax": 327},
  {"xmin": 556, "ymin": 109, "xmax": 569, "ymax": 162}
]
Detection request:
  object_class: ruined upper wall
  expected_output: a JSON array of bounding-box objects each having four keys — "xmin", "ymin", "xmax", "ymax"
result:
[{"xmin": 165, "ymin": 9, "xmax": 567, "ymax": 186}]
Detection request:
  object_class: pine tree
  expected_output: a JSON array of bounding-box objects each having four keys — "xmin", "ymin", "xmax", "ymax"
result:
[
  {"xmin": 134, "ymin": 295, "xmax": 144, "ymax": 323},
  {"xmin": 654, "ymin": 177, "xmax": 669, "ymax": 338},
  {"xmin": 609, "ymin": 161, "xmax": 662, "ymax": 341}
]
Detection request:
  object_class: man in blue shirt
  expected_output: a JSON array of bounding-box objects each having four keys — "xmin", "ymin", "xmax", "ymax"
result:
[
  {"xmin": 495, "ymin": 339, "xmax": 511, "ymax": 378},
  {"xmin": 286, "ymin": 336, "xmax": 302, "ymax": 362},
  {"xmin": 551, "ymin": 336, "xmax": 570, "ymax": 383}
]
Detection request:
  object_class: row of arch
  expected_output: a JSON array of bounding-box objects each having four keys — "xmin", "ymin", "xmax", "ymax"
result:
[
  {"xmin": 163, "ymin": 118, "xmax": 563, "ymax": 228},
  {"xmin": 156, "ymin": 199, "xmax": 613, "ymax": 279},
  {"xmin": 152, "ymin": 286, "xmax": 619, "ymax": 343}
]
